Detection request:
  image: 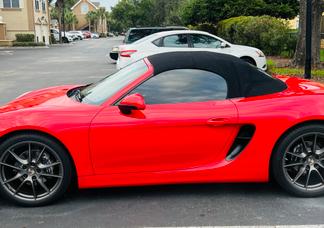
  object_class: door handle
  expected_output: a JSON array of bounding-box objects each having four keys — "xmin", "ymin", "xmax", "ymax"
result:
[{"xmin": 206, "ymin": 118, "xmax": 230, "ymax": 126}]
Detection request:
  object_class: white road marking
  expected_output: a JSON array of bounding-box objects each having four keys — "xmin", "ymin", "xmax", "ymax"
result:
[{"xmin": 0, "ymin": 51, "xmax": 14, "ymax": 55}]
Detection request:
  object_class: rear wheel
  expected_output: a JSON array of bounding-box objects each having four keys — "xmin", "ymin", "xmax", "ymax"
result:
[
  {"xmin": 0, "ymin": 134, "xmax": 72, "ymax": 206},
  {"xmin": 272, "ymin": 125, "xmax": 324, "ymax": 197}
]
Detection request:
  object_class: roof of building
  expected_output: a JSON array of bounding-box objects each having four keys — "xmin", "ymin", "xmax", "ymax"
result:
[
  {"xmin": 92, "ymin": 2, "xmax": 100, "ymax": 7},
  {"xmin": 71, "ymin": 0, "xmax": 99, "ymax": 10}
]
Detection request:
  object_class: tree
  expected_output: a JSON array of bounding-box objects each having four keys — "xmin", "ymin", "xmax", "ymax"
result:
[
  {"xmin": 96, "ymin": 7, "xmax": 107, "ymax": 35},
  {"xmin": 64, "ymin": 8, "xmax": 78, "ymax": 31},
  {"xmin": 86, "ymin": 11, "xmax": 98, "ymax": 32},
  {"xmin": 181, "ymin": 0, "xmax": 299, "ymax": 25},
  {"xmin": 292, "ymin": 0, "xmax": 323, "ymax": 68},
  {"xmin": 110, "ymin": 0, "xmax": 187, "ymax": 31},
  {"xmin": 49, "ymin": 0, "xmax": 77, "ymax": 42}
]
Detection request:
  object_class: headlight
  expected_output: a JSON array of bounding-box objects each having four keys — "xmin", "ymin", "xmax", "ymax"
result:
[
  {"xmin": 112, "ymin": 47, "xmax": 119, "ymax": 52},
  {"xmin": 256, "ymin": 50, "xmax": 265, "ymax": 57}
]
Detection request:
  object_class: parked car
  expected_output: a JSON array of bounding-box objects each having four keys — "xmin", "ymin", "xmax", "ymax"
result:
[
  {"xmin": 107, "ymin": 32, "xmax": 114, "ymax": 37},
  {"xmin": 109, "ymin": 26, "xmax": 188, "ymax": 62},
  {"xmin": 50, "ymin": 28, "xmax": 73, "ymax": 43},
  {"xmin": 117, "ymin": 30, "xmax": 267, "ymax": 70},
  {"xmin": 82, "ymin": 31, "xmax": 91, "ymax": 39},
  {"xmin": 91, "ymin": 32, "xmax": 99, "ymax": 39},
  {"xmin": 1, "ymin": 52, "xmax": 324, "ymax": 207},
  {"xmin": 68, "ymin": 31, "xmax": 84, "ymax": 40},
  {"xmin": 67, "ymin": 32, "xmax": 79, "ymax": 41}
]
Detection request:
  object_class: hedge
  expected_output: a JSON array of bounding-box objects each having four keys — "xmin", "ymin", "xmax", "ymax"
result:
[
  {"xmin": 217, "ymin": 16, "xmax": 297, "ymax": 56},
  {"xmin": 15, "ymin": 34, "xmax": 35, "ymax": 42},
  {"xmin": 188, "ymin": 23, "xmax": 218, "ymax": 35},
  {"xmin": 13, "ymin": 42, "xmax": 46, "ymax": 47}
]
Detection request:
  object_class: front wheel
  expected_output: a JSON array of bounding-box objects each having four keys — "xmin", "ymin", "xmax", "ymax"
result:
[
  {"xmin": 240, "ymin": 57, "xmax": 256, "ymax": 66},
  {"xmin": 62, "ymin": 37, "xmax": 69, "ymax": 43},
  {"xmin": 0, "ymin": 134, "xmax": 72, "ymax": 206},
  {"xmin": 272, "ymin": 125, "xmax": 324, "ymax": 197}
]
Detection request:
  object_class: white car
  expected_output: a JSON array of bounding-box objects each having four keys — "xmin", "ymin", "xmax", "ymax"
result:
[
  {"xmin": 68, "ymin": 31, "xmax": 84, "ymax": 40},
  {"xmin": 91, "ymin": 32, "xmax": 100, "ymax": 39},
  {"xmin": 50, "ymin": 29, "xmax": 74, "ymax": 43},
  {"xmin": 117, "ymin": 30, "xmax": 267, "ymax": 70}
]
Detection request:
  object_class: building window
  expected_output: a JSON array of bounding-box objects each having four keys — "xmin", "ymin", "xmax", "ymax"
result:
[
  {"xmin": 42, "ymin": 0, "xmax": 46, "ymax": 13},
  {"xmin": 81, "ymin": 3, "xmax": 89, "ymax": 14},
  {"xmin": 35, "ymin": 0, "xmax": 40, "ymax": 11},
  {"xmin": 3, "ymin": 0, "xmax": 20, "ymax": 8}
]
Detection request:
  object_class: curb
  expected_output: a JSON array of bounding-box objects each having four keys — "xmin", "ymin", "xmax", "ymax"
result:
[{"xmin": 0, "ymin": 46, "xmax": 49, "ymax": 50}]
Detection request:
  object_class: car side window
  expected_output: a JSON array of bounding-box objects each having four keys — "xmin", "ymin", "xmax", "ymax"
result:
[
  {"xmin": 130, "ymin": 69, "xmax": 228, "ymax": 105},
  {"xmin": 152, "ymin": 38, "xmax": 162, "ymax": 47},
  {"xmin": 162, "ymin": 34, "xmax": 189, "ymax": 48},
  {"xmin": 191, "ymin": 34, "xmax": 222, "ymax": 48}
]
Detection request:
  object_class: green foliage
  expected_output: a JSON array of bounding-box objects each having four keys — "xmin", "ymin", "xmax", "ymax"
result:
[
  {"xmin": 268, "ymin": 67, "xmax": 324, "ymax": 78},
  {"xmin": 64, "ymin": 8, "xmax": 78, "ymax": 30},
  {"xmin": 85, "ymin": 8, "xmax": 108, "ymax": 33},
  {"xmin": 188, "ymin": 23, "xmax": 218, "ymax": 35},
  {"xmin": 181, "ymin": 0, "xmax": 299, "ymax": 25},
  {"xmin": 50, "ymin": 34, "xmax": 57, "ymax": 44},
  {"xmin": 321, "ymin": 49, "xmax": 324, "ymax": 62},
  {"xmin": 217, "ymin": 16, "xmax": 297, "ymax": 56},
  {"xmin": 15, "ymin": 34, "xmax": 35, "ymax": 42},
  {"xmin": 110, "ymin": 0, "xmax": 186, "ymax": 32},
  {"xmin": 13, "ymin": 42, "xmax": 45, "ymax": 47},
  {"xmin": 99, "ymin": 33, "xmax": 107, "ymax": 38}
]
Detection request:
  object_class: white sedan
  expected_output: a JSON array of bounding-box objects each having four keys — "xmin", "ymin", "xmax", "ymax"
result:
[{"xmin": 116, "ymin": 30, "xmax": 267, "ymax": 70}]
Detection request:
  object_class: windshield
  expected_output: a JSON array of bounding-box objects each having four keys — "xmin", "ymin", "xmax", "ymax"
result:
[{"xmin": 80, "ymin": 60, "xmax": 148, "ymax": 105}]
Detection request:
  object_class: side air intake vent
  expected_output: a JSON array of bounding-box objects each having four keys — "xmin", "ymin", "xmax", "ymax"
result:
[{"xmin": 226, "ymin": 125, "xmax": 256, "ymax": 160}]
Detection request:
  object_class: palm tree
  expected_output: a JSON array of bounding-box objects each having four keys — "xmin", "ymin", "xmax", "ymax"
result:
[
  {"xmin": 96, "ymin": 7, "xmax": 107, "ymax": 35},
  {"xmin": 105, "ymin": 11, "xmax": 110, "ymax": 33},
  {"xmin": 86, "ymin": 11, "xmax": 98, "ymax": 32},
  {"xmin": 48, "ymin": 0, "xmax": 64, "ymax": 43},
  {"xmin": 64, "ymin": 9, "xmax": 78, "ymax": 30}
]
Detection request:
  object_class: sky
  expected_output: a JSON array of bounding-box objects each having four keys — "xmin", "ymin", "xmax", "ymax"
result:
[{"xmin": 96, "ymin": 0, "xmax": 118, "ymax": 11}]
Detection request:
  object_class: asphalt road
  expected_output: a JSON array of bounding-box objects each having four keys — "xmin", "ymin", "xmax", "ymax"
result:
[{"xmin": 1, "ymin": 38, "xmax": 324, "ymax": 228}]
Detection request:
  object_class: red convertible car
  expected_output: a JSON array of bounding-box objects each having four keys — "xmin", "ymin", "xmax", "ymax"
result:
[{"xmin": 1, "ymin": 52, "xmax": 324, "ymax": 206}]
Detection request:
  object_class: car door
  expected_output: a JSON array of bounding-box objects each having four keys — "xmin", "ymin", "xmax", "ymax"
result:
[{"xmin": 90, "ymin": 69, "xmax": 238, "ymax": 175}]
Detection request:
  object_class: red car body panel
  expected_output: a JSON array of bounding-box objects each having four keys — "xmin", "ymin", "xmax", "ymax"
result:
[{"xmin": 1, "ymin": 60, "xmax": 324, "ymax": 190}]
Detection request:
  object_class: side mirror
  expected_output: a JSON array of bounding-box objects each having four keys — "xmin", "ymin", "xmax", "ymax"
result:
[
  {"xmin": 118, "ymin": 93, "xmax": 146, "ymax": 115},
  {"xmin": 220, "ymin": 42, "xmax": 227, "ymax": 48}
]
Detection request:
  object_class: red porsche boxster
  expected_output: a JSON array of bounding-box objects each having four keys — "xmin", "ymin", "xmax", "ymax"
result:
[{"xmin": 1, "ymin": 52, "xmax": 324, "ymax": 206}]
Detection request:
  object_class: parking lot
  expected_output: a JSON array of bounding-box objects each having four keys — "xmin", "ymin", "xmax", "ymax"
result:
[{"xmin": 1, "ymin": 38, "xmax": 324, "ymax": 228}]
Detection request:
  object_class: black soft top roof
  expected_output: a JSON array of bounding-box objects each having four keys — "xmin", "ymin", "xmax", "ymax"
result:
[{"xmin": 147, "ymin": 52, "xmax": 287, "ymax": 98}]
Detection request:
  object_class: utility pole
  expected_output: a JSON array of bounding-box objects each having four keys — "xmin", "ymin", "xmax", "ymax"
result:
[{"xmin": 304, "ymin": 0, "xmax": 312, "ymax": 79}]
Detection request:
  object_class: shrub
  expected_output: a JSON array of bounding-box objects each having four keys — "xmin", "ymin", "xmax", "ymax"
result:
[
  {"xmin": 50, "ymin": 34, "xmax": 57, "ymax": 44},
  {"xmin": 15, "ymin": 33, "xmax": 35, "ymax": 42},
  {"xmin": 99, "ymin": 33, "xmax": 107, "ymax": 38},
  {"xmin": 217, "ymin": 16, "xmax": 297, "ymax": 56},
  {"xmin": 188, "ymin": 23, "xmax": 218, "ymax": 35},
  {"xmin": 12, "ymin": 42, "xmax": 46, "ymax": 47}
]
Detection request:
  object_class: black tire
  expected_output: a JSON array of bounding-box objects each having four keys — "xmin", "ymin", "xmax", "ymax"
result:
[
  {"xmin": 241, "ymin": 57, "xmax": 256, "ymax": 66},
  {"xmin": 0, "ymin": 134, "xmax": 72, "ymax": 206},
  {"xmin": 62, "ymin": 37, "xmax": 69, "ymax": 43},
  {"xmin": 272, "ymin": 124, "xmax": 324, "ymax": 197}
]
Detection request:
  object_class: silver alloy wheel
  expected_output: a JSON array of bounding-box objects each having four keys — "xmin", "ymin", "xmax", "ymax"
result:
[
  {"xmin": 283, "ymin": 133, "xmax": 324, "ymax": 190},
  {"xmin": 0, "ymin": 141, "xmax": 64, "ymax": 202}
]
